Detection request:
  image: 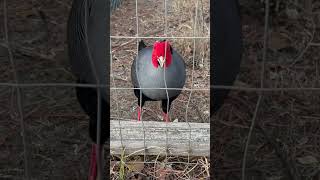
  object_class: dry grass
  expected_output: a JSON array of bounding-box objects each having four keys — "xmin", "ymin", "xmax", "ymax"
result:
[{"xmin": 110, "ymin": 150, "xmax": 210, "ymax": 179}]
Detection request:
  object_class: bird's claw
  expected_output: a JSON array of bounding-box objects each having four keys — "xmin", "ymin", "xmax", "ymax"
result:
[{"xmin": 163, "ymin": 113, "xmax": 169, "ymax": 123}]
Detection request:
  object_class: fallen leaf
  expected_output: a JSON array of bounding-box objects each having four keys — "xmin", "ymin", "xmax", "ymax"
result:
[
  {"xmin": 269, "ymin": 71, "xmax": 279, "ymax": 80},
  {"xmin": 127, "ymin": 162, "xmax": 145, "ymax": 172},
  {"xmin": 269, "ymin": 31, "xmax": 290, "ymax": 51},
  {"xmin": 186, "ymin": 45, "xmax": 193, "ymax": 54},
  {"xmin": 0, "ymin": 46, "xmax": 8, "ymax": 57},
  {"xmin": 127, "ymin": 157, "xmax": 144, "ymax": 173},
  {"xmin": 297, "ymin": 137, "xmax": 308, "ymax": 145},
  {"xmin": 297, "ymin": 155, "xmax": 318, "ymax": 165},
  {"xmin": 286, "ymin": 8, "xmax": 299, "ymax": 19},
  {"xmin": 266, "ymin": 176, "xmax": 283, "ymax": 180}
]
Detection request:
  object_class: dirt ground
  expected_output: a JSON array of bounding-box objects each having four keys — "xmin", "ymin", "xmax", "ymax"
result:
[
  {"xmin": 212, "ymin": 1, "xmax": 320, "ymax": 180},
  {"xmin": 0, "ymin": 0, "xmax": 320, "ymax": 179}
]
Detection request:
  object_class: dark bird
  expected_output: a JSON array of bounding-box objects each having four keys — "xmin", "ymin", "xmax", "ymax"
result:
[
  {"xmin": 212, "ymin": 0, "xmax": 243, "ymax": 114},
  {"xmin": 67, "ymin": 0, "xmax": 122, "ymax": 179},
  {"xmin": 131, "ymin": 40, "xmax": 186, "ymax": 122}
]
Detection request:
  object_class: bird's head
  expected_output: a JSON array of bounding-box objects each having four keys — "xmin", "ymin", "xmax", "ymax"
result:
[{"xmin": 151, "ymin": 40, "xmax": 172, "ymax": 68}]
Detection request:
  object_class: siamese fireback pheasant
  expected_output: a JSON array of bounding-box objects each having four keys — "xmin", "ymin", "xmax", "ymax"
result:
[{"xmin": 131, "ymin": 40, "xmax": 186, "ymax": 122}]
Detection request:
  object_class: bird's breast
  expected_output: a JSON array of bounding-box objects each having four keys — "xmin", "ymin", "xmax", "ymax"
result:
[{"xmin": 135, "ymin": 48, "xmax": 186, "ymax": 100}]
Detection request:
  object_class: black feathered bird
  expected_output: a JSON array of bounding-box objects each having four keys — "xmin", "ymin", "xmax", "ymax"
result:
[
  {"xmin": 67, "ymin": 0, "xmax": 122, "ymax": 179},
  {"xmin": 212, "ymin": 0, "xmax": 243, "ymax": 114},
  {"xmin": 131, "ymin": 40, "xmax": 186, "ymax": 122}
]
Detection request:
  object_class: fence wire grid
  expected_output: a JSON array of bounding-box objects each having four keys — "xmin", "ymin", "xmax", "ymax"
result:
[
  {"xmin": 1, "ymin": 0, "xmax": 320, "ymax": 179},
  {"xmin": 110, "ymin": 0, "xmax": 210, "ymax": 179},
  {"xmin": 1, "ymin": 0, "xmax": 210, "ymax": 179}
]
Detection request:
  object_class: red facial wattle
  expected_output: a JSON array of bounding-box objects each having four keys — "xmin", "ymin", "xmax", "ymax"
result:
[{"xmin": 151, "ymin": 41, "xmax": 172, "ymax": 68}]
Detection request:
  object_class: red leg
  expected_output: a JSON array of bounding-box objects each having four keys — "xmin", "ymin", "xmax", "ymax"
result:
[
  {"xmin": 88, "ymin": 144, "xmax": 97, "ymax": 180},
  {"xmin": 163, "ymin": 112, "xmax": 169, "ymax": 123},
  {"xmin": 137, "ymin": 106, "xmax": 142, "ymax": 121}
]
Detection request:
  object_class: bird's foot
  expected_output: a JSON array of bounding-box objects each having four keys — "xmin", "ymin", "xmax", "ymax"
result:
[
  {"xmin": 163, "ymin": 113, "xmax": 169, "ymax": 123},
  {"xmin": 88, "ymin": 144, "xmax": 97, "ymax": 180}
]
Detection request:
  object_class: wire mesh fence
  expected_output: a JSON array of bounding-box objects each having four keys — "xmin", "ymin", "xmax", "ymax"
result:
[
  {"xmin": 1, "ymin": 0, "xmax": 210, "ymax": 179},
  {"xmin": 110, "ymin": 0, "xmax": 210, "ymax": 178},
  {"xmin": 1, "ymin": 0, "xmax": 320, "ymax": 179}
]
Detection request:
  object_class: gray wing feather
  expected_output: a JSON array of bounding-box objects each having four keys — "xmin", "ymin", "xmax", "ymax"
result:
[{"xmin": 131, "ymin": 57, "xmax": 139, "ymax": 87}]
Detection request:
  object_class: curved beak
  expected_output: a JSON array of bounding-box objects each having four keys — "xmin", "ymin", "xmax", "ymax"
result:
[{"xmin": 157, "ymin": 56, "xmax": 165, "ymax": 68}]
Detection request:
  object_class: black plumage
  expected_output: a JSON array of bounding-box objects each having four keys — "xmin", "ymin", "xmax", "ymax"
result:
[
  {"xmin": 67, "ymin": 0, "xmax": 122, "ymax": 179},
  {"xmin": 67, "ymin": 0, "xmax": 109, "ymax": 144},
  {"xmin": 212, "ymin": 0, "xmax": 243, "ymax": 114},
  {"xmin": 75, "ymin": 80, "xmax": 109, "ymax": 144}
]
